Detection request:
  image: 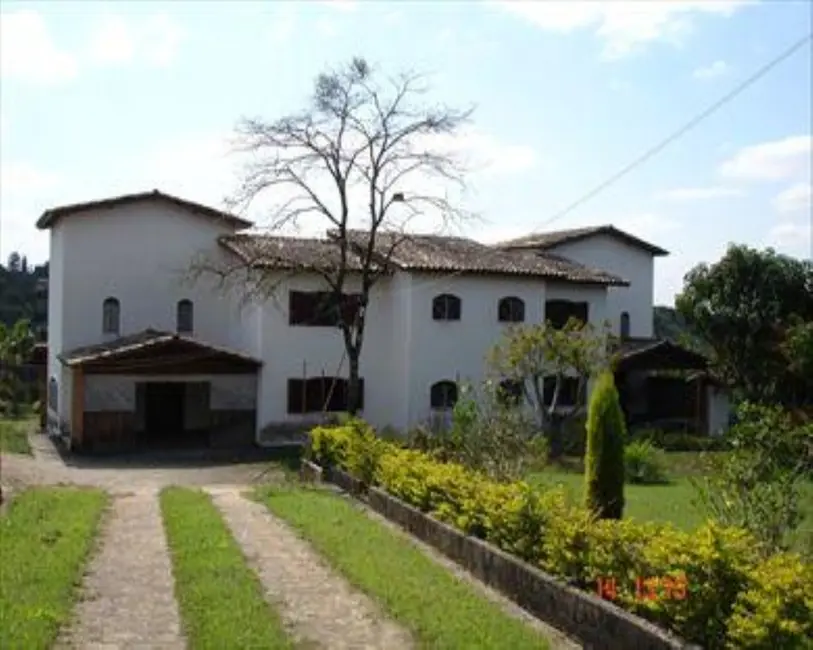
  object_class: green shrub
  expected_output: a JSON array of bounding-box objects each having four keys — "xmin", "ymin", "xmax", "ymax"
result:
[
  {"xmin": 308, "ymin": 422, "xmax": 804, "ymax": 649},
  {"xmin": 635, "ymin": 428, "xmax": 727, "ymax": 452},
  {"xmin": 584, "ymin": 371, "xmax": 626, "ymax": 519},
  {"xmin": 726, "ymin": 552, "xmax": 813, "ymax": 650},
  {"xmin": 624, "ymin": 440, "xmax": 669, "ymax": 484}
]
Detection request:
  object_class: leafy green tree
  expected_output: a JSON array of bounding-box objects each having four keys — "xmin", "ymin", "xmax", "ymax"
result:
[
  {"xmin": 584, "ymin": 370, "xmax": 626, "ymax": 519},
  {"xmin": 692, "ymin": 402, "xmax": 812, "ymax": 554},
  {"xmin": 676, "ymin": 245, "xmax": 813, "ymax": 406},
  {"xmin": 489, "ymin": 318, "xmax": 610, "ymax": 458},
  {"xmin": 0, "ymin": 318, "xmax": 35, "ymax": 416}
]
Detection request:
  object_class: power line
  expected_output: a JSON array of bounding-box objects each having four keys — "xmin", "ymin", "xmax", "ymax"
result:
[
  {"xmin": 407, "ymin": 30, "xmax": 812, "ymax": 294},
  {"xmin": 529, "ymin": 31, "xmax": 813, "ymax": 235}
]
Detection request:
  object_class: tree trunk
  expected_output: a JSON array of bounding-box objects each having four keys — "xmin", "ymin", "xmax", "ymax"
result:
[{"xmin": 347, "ymin": 352, "xmax": 361, "ymax": 415}]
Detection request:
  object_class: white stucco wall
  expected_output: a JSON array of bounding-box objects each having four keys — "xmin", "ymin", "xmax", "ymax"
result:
[
  {"xmin": 55, "ymin": 200, "xmax": 251, "ymax": 356},
  {"xmin": 402, "ymin": 273, "xmax": 551, "ymax": 430},
  {"xmin": 543, "ymin": 234, "xmax": 657, "ymax": 338},
  {"xmin": 254, "ymin": 272, "xmax": 398, "ymax": 432},
  {"xmin": 84, "ymin": 374, "xmax": 257, "ymax": 412},
  {"xmin": 706, "ymin": 386, "xmax": 731, "ymax": 436}
]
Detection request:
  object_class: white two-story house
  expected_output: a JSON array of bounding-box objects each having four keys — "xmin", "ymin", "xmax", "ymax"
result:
[{"xmin": 36, "ymin": 190, "xmax": 719, "ymax": 453}]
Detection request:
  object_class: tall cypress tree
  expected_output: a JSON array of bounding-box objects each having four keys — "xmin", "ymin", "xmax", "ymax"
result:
[{"xmin": 584, "ymin": 370, "xmax": 626, "ymax": 519}]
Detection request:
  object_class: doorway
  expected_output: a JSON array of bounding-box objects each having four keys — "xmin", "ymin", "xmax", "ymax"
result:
[{"xmin": 142, "ymin": 382, "xmax": 186, "ymax": 448}]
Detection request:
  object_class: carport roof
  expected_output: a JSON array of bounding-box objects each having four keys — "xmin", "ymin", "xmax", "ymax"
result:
[
  {"xmin": 59, "ymin": 329, "xmax": 262, "ymax": 369},
  {"xmin": 614, "ymin": 337, "xmax": 708, "ymax": 372}
]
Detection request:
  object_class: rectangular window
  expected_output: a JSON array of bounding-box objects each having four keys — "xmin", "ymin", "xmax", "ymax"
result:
[
  {"xmin": 287, "ymin": 377, "xmax": 365, "ymax": 413},
  {"xmin": 545, "ymin": 300, "xmax": 589, "ymax": 329},
  {"xmin": 289, "ymin": 291, "xmax": 362, "ymax": 327}
]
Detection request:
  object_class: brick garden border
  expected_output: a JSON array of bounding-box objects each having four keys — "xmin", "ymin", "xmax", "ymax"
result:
[{"xmin": 312, "ymin": 463, "xmax": 700, "ymax": 650}]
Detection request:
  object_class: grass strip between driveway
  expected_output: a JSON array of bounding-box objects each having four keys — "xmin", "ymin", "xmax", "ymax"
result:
[
  {"xmin": 160, "ymin": 487, "xmax": 293, "ymax": 650},
  {"xmin": 0, "ymin": 486, "xmax": 108, "ymax": 649},
  {"xmin": 258, "ymin": 485, "xmax": 551, "ymax": 650}
]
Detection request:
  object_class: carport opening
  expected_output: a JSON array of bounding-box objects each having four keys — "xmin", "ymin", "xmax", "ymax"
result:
[{"xmin": 138, "ymin": 381, "xmax": 210, "ymax": 450}]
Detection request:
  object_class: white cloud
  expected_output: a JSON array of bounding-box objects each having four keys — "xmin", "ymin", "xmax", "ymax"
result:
[
  {"xmin": 693, "ymin": 59, "xmax": 728, "ymax": 79},
  {"xmin": 269, "ymin": 5, "xmax": 297, "ymax": 43},
  {"xmin": 773, "ymin": 182, "xmax": 812, "ymax": 214},
  {"xmin": 1, "ymin": 162, "xmax": 60, "ymax": 194},
  {"xmin": 719, "ymin": 135, "xmax": 812, "ymax": 182},
  {"xmin": 87, "ymin": 16, "xmax": 136, "ymax": 65},
  {"xmin": 143, "ymin": 14, "xmax": 183, "ymax": 67},
  {"xmin": 656, "ymin": 186, "xmax": 744, "ymax": 201},
  {"xmin": 766, "ymin": 221, "xmax": 812, "ymax": 258},
  {"xmin": 0, "ymin": 10, "xmax": 78, "ymax": 85},
  {"xmin": 86, "ymin": 14, "xmax": 182, "ymax": 68},
  {"xmin": 320, "ymin": 0, "xmax": 358, "ymax": 11},
  {"xmin": 494, "ymin": 1, "xmax": 752, "ymax": 59}
]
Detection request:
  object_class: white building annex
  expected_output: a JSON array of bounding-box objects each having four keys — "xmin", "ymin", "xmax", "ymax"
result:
[{"xmin": 36, "ymin": 190, "xmax": 724, "ymax": 453}]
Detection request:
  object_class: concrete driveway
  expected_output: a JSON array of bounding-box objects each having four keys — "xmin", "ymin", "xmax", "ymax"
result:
[{"xmin": 1, "ymin": 432, "xmax": 289, "ymax": 495}]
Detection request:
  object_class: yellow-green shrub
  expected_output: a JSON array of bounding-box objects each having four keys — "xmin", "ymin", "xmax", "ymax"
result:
[
  {"xmin": 307, "ymin": 423, "xmax": 806, "ymax": 649},
  {"xmin": 726, "ymin": 552, "xmax": 813, "ymax": 650},
  {"xmin": 633, "ymin": 523, "xmax": 762, "ymax": 649}
]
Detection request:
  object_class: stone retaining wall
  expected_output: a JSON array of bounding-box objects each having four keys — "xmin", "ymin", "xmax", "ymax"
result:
[{"xmin": 324, "ymin": 466, "xmax": 699, "ymax": 650}]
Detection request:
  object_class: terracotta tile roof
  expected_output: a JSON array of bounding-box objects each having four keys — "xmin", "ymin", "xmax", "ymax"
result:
[
  {"xmin": 498, "ymin": 225, "xmax": 669, "ymax": 256},
  {"xmin": 218, "ymin": 234, "xmax": 370, "ymax": 272},
  {"xmin": 220, "ymin": 230, "xmax": 628, "ymax": 285},
  {"xmin": 59, "ymin": 329, "xmax": 262, "ymax": 367},
  {"xmin": 36, "ymin": 190, "xmax": 254, "ymax": 231}
]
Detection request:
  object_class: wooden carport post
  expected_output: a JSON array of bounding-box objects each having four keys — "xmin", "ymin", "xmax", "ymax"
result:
[{"xmin": 70, "ymin": 367, "xmax": 85, "ymax": 450}]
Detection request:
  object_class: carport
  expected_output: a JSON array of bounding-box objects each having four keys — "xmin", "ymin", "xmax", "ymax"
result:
[{"xmin": 59, "ymin": 329, "xmax": 262, "ymax": 453}]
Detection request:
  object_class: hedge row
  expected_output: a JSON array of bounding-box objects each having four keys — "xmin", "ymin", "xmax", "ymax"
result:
[{"xmin": 308, "ymin": 420, "xmax": 813, "ymax": 650}]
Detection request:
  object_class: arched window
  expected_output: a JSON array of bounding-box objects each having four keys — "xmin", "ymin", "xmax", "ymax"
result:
[
  {"xmin": 498, "ymin": 296, "xmax": 525, "ymax": 323},
  {"xmin": 620, "ymin": 311, "xmax": 630, "ymax": 339},
  {"xmin": 432, "ymin": 294, "xmax": 461, "ymax": 321},
  {"xmin": 48, "ymin": 377, "xmax": 58, "ymax": 411},
  {"xmin": 497, "ymin": 379, "xmax": 524, "ymax": 407},
  {"xmin": 102, "ymin": 297, "xmax": 120, "ymax": 335},
  {"xmin": 177, "ymin": 299, "xmax": 194, "ymax": 334},
  {"xmin": 430, "ymin": 380, "xmax": 458, "ymax": 409}
]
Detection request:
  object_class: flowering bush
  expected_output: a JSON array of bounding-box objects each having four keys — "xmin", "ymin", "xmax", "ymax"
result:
[{"xmin": 307, "ymin": 423, "xmax": 811, "ymax": 649}]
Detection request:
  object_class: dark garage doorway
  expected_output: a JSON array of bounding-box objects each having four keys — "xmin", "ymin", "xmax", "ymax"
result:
[{"xmin": 139, "ymin": 381, "xmax": 210, "ymax": 449}]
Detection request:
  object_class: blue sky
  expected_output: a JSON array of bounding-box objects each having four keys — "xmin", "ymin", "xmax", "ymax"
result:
[{"xmin": 1, "ymin": 0, "xmax": 811, "ymax": 306}]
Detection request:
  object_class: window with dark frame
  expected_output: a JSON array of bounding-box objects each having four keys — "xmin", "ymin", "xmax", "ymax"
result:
[
  {"xmin": 287, "ymin": 377, "xmax": 365, "ymax": 413},
  {"xmin": 430, "ymin": 380, "xmax": 458, "ymax": 409},
  {"xmin": 620, "ymin": 311, "xmax": 631, "ymax": 339},
  {"xmin": 432, "ymin": 294, "xmax": 461, "ymax": 321},
  {"xmin": 289, "ymin": 291, "xmax": 362, "ymax": 327},
  {"xmin": 542, "ymin": 375, "xmax": 580, "ymax": 407},
  {"xmin": 498, "ymin": 296, "xmax": 525, "ymax": 323},
  {"xmin": 177, "ymin": 299, "xmax": 194, "ymax": 334},
  {"xmin": 544, "ymin": 299, "xmax": 589, "ymax": 329},
  {"xmin": 102, "ymin": 297, "xmax": 120, "ymax": 335},
  {"xmin": 497, "ymin": 379, "xmax": 524, "ymax": 406}
]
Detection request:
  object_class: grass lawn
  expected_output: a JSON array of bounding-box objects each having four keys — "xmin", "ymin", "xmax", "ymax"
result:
[
  {"xmin": 258, "ymin": 485, "xmax": 551, "ymax": 650},
  {"xmin": 0, "ymin": 486, "xmax": 108, "ymax": 649},
  {"xmin": 159, "ymin": 487, "xmax": 293, "ymax": 650},
  {"xmin": 529, "ymin": 452, "xmax": 813, "ymax": 549},
  {"xmin": 0, "ymin": 417, "xmax": 34, "ymax": 454}
]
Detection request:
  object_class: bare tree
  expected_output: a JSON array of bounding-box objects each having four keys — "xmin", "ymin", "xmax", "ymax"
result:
[{"xmin": 208, "ymin": 57, "xmax": 473, "ymax": 415}]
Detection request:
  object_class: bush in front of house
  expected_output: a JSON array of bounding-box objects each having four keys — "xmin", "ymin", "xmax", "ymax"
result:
[
  {"xmin": 306, "ymin": 422, "xmax": 812, "ymax": 649},
  {"xmin": 624, "ymin": 440, "xmax": 669, "ymax": 484},
  {"xmin": 631, "ymin": 427, "xmax": 728, "ymax": 452},
  {"xmin": 584, "ymin": 371, "xmax": 626, "ymax": 519}
]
